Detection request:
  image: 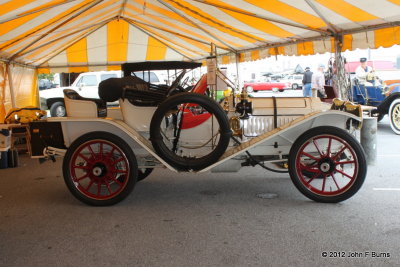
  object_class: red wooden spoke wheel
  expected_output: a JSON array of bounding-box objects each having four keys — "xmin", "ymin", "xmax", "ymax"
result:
[
  {"xmin": 63, "ymin": 132, "xmax": 137, "ymax": 206},
  {"xmin": 289, "ymin": 126, "xmax": 366, "ymax": 203},
  {"xmin": 70, "ymin": 140, "xmax": 129, "ymax": 199}
]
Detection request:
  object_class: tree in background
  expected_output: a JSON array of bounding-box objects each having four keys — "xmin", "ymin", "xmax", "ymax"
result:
[{"xmin": 38, "ymin": 73, "xmax": 54, "ymax": 81}]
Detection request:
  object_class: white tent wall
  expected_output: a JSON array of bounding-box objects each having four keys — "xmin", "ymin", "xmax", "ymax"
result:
[{"xmin": 0, "ymin": 62, "xmax": 38, "ymax": 122}]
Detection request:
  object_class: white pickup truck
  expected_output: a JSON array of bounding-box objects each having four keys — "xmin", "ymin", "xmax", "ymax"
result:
[{"xmin": 40, "ymin": 70, "xmax": 165, "ymax": 117}]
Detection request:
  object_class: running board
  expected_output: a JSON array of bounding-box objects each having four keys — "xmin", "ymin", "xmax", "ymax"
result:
[{"xmin": 198, "ymin": 111, "xmax": 322, "ymax": 173}]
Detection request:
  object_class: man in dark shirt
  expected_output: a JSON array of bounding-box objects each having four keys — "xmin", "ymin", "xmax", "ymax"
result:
[{"xmin": 302, "ymin": 67, "xmax": 313, "ymax": 97}]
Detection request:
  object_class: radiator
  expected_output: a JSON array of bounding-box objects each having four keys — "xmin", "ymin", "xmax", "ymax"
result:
[{"xmin": 242, "ymin": 115, "xmax": 299, "ymax": 137}]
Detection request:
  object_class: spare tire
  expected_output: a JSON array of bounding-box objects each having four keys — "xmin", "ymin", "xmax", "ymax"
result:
[{"xmin": 150, "ymin": 92, "xmax": 231, "ymax": 171}]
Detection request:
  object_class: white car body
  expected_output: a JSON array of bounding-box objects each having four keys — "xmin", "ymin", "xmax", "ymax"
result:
[{"xmin": 279, "ymin": 74, "xmax": 304, "ymax": 89}]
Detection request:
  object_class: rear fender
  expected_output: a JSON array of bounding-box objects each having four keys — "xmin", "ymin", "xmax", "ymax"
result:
[{"xmin": 47, "ymin": 117, "xmax": 177, "ymax": 171}]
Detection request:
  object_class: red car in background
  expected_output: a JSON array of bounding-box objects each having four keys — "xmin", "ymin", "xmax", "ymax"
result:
[{"xmin": 244, "ymin": 79, "xmax": 290, "ymax": 93}]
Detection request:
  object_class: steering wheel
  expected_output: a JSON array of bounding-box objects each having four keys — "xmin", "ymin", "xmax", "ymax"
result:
[
  {"xmin": 180, "ymin": 76, "xmax": 190, "ymax": 90},
  {"xmin": 167, "ymin": 70, "xmax": 186, "ymax": 96}
]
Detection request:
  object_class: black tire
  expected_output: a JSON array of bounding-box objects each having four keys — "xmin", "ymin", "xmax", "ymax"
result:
[
  {"xmin": 377, "ymin": 113, "xmax": 385, "ymax": 122},
  {"xmin": 50, "ymin": 101, "xmax": 66, "ymax": 117},
  {"xmin": 288, "ymin": 126, "xmax": 367, "ymax": 203},
  {"xmin": 63, "ymin": 132, "xmax": 138, "ymax": 206},
  {"xmin": 137, "ymin": 168, "xmax": 153, "ymax": 181},
  {"xmin": 389, "ymin": 99, "xmax": 400, "ymax": 134},
  {"xmin": 150, "ymin": 92, "xmax": 231, "ymax": 171},
  {"xmin": 278, "ymin": 88, "xmax": 285, "ymax": 92},
  {"xmin": 246, "ymin": 86, "xmax": 254, "ymax": 93},
  {"xmin": 292, "ymin": 83, "xmax": 298, "ymax": 89}
]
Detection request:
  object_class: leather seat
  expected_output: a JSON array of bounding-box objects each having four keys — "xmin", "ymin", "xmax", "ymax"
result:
[
  {"xmin": 63, "ymin": 89, "xmax": 107, "ymax": 117},
  {"xmin": 321, "ymin": 85, "xmax": 338, "ymax": 104}
]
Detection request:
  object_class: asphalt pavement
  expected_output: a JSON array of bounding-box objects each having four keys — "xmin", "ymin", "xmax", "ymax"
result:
[{"xmin": 0, "ymin": 116, "xmax": 399, "ymax": 267}]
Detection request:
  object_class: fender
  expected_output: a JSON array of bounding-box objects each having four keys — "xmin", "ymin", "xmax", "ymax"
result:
[
  {"xmin": 377, "ymin": 92, "xmax": 400, "ymax": 115},
  {"xmin": 46, "ymin": 117, "xmax": 178, "ymax": 171}
]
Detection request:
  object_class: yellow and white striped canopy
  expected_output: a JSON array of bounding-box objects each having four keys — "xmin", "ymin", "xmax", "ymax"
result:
[{"xmin": 0, "ymin": 0, "xmax": 399, "ymax": 73}]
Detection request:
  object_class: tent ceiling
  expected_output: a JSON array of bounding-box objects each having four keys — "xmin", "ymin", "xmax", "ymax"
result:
[{"xmin": 0, "ymin": 0, "xmax": 399, "ymax": 72}]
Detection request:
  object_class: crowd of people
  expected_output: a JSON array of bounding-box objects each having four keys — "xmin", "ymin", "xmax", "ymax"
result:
[{"xmin": 302, "ymin": 57, "xmax": 377, "ymax": 98}]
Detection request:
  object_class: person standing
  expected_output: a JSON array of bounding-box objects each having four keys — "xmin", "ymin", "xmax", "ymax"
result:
[
  {"xmin": 311, "ymin": 63, "xmax": 326, "ymax": 98},
  {"xmin": 302, "ymin": 67, "xmax": 313, "ymax": 97}
]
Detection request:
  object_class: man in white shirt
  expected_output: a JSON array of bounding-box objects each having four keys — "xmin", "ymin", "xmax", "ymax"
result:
[
  {"xmin": 355, "ymin": 57, "xmax": 373, "ymax": 85},
  {"xmin": 311, "ymin": 63, "xmax": 326, "ymax": 98}
]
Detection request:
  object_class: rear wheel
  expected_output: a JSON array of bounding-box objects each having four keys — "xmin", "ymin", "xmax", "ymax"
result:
[
  {"xmin": 289, "ymin": 126, "xmax": 366, "ymax": 203},
  {"xmin": 389, "ymin": 99, "xmax": 400, "ymax": 134},
  {"xmin": 292, "ymin": 83, "xmax": 298, "ymax": 89},
  {"xmin": 63, "ymin": 132, "xmax": 137, "ymax": 206}
]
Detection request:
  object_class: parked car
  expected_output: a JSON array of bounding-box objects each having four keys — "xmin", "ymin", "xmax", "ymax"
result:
[
  {"xmin": 40, "ymin": 70, "xmax": 167, "ymax": 117},
  {"xmin": 38, "ymin": 79, "xmax": 54, "ymax": 90},
  {"xmin": 244, "ymin": 78, "xmax": 289, "ymax": 93},
  {"xmin": 351, "ymin": 79, "xmax": 400, "ymax": 134},
  {"xmin": 40, "ymin": 71, "xmax": 122, "ymax": 117},
  {"xmin": 279, "ymin": 74, "xmax": 303, "ymax": 89}
]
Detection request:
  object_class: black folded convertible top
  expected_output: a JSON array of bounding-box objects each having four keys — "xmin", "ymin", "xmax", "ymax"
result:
[{"xmin": 122, "ymin": 61, "xmax": 202, "ymax": 76}]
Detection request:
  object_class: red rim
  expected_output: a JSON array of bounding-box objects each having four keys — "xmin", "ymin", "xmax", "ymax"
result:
[
  {"xmin": 69, "ymin": 140, "xmax": 130, "ymax": 200},
  {"xmin": 295, "ymin": 134, "xmax": 358, "ymax": 196}
]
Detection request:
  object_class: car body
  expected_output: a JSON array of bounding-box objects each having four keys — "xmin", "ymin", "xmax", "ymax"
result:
[
  {"xmin": 279, "ymin": 74, "xmax": 304, "ymax": 89},
  {"xmin": 27, "ymin": 61, "xmax": 367, "ymax": 206},
  {"xmin": 351, "ymin": 81, "xmax": 400, "ymax": 134},
  {"xmin": 244, "ymin": 79, "xmax": 289, "ymax": 93},
  {"xmin": 38, "ymin": 79, "xmax": 55, "ymax": 90}
]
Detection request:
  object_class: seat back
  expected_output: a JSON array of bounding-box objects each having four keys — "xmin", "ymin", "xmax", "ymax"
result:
[
  {"xmin": 63, "ymin": 89, "xmax": 107, "ymax": 117},
  {"xmin": 321, "ymin": 85, "xmax": 338, "ymax": 103}
]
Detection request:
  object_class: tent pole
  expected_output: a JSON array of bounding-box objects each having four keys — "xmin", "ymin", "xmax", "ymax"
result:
[
  {"xmin": 333, "ymin": 34, "xmax": 350, "ymax": 101},
  {"xmin": 191, "ymin": 0, "xmax": 329, "ymax": 34},
  {"xmin": 6, "ymin": 63, "xmax": 16, "ymax": 108},
  {"xmin": 235, "ymin": 52, "xmax": 241, "ymax": 91},
  {"xmin": 124, "ymin": 19, "xmax": 194, "ymax": 60},
  {"xmin": 9, "ymin": 0, "xmax": 104, "ymax": 61},
  {"xmin": 156, "ymin": 0, "xmax": 236, "ymax": 52}
]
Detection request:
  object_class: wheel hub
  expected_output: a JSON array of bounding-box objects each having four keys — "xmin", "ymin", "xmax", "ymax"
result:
[
  {"xmin": 56, "ymin": 106, "xmax": 66, "ymax": 117},
  {"xmin": 318, "ymin": 158, "xmax": 335, "ymax": 174},
  {"xmin": 92, "ymin": 163, "xmax": 107, "ymax": 177}
]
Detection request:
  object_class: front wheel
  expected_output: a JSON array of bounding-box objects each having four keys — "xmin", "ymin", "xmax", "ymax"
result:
[
  {"xmin": 389, "ymin": 99, "xmax": 400, "ymax": 134},
  {"xmin": 63, "ymin": 132, "xmax": 138, "ymax": 206},
  {"xmin": 377, "ymin": 113, "xmax": 385, "ymax": 122},
  {"xmin": 288, "ymin": 126, "xmax": 367, "ymax": 203},
  {"xmin": 50, "ymin": 101, "xmax": 66, "ymax": 117},
  {"xmin": 292, "ymin": 83, "xmax": 298, "ymax": 89},
  {"xmin": 246, "ymin": 86, "xmax": 254, "ymax": 93}
]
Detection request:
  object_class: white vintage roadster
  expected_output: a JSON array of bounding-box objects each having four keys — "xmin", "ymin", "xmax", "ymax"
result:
[{"xmin": 29, "ymin": 61, "xmax": 367, "ymax": 206}]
